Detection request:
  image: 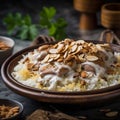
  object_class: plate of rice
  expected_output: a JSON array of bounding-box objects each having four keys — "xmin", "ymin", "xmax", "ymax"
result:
[{"xmin": 1, "ymin": 38, "xmax": 120, "ymax": 104}]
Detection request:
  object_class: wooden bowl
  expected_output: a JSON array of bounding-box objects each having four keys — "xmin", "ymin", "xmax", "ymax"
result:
[
  {"xmin": 1, "ymin": 41, "xmax": 120, "ymax": 105},
  {"xmin": 101, "ymin": 3, "xmax": 120, "ymax": 29}
]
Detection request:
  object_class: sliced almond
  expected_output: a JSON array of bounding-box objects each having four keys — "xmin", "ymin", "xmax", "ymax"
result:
[
  {"xmin": 65, "ymin": 55, "xmax": 74, "ymax": 61},
  {"xmin": 57, "ymin": 43, "xmax": 64, "ymax": 50},
  {"xmin": 72, "ymin": 46, "xmax": 82, "ymax": 55},
  {"xmin": 49, "ymin": 54, "xmax": 57, "ymax": 58},
  {"xmin": 53, "ymin": 54, "xmax": 60, "ymax": 60},
  {"xmin": 91, "ymin": 46, "xmax": 98, "ymax": 53},
  {"xmin": 64, "ymin": 38, "xmax": 73, "ymax": 44},
  {"xmin": 63, "ymin": 51, "xmax": 68, "ymax": 58},
  {"xmin": 49, "ymin": 49, "xmax": 58, "ymax": 54},
  {"xmin": 48, "ymin": 58, "xmax": 54, "ymax": 62},
  {"xmin": 76, "ymin": 40, "xmax": 85, "ymax": 44},
  {"xmin": 38, "ymin": 45, "xmax": 50, "ymax": 51},
  {"xmin": 79, "ymin": 54, "xmax": 85, "ymax": 58},
  {"xmin": 88, "ymin": 42, "xmax": 93, "ymax": 47},
  {"xmin": 41, "ymin": 54, "xmax": 50, "ymax": 63},
  {"xmin": 52, "ymin": 44, "xmax": 58, "ymax": 49},
  {"xmin": 57, "ymin": 58, "xmax": 63, "ymax": 62},
  {"xmin": 86, "ymin": 55, "xmax": 98, "ymax": 61},
  {"xmin": 78, "ymin": 54, "xmax": 86, "ymax": 62},
  {"xmin": 62, "ymin": 44, "xmax": 69, "ymax": 53},
  {"xmin": 70, "ymin": 41, "xmax": 76, "ymax": 46},
  {"xmin": 71, "ymin": 44, "xmax": 78, "ymax": 53}
]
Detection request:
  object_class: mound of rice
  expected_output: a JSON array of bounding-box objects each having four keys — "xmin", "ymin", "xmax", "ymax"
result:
[{"xmin": 12, "ymin": 39, "xmax": 120, "ymax": 91}]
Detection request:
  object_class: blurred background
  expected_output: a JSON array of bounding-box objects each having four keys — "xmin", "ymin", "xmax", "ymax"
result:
[{"xmin": 0, "ymin": 0, "xmax": 119, "ymax": 41}]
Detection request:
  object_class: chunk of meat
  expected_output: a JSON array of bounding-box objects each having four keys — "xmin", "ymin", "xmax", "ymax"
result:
[
  {"xmin": 82, "ymin": 64, "xmax": 95, "ymax": 73},
  {"xmin": 40, "ymin": 69, "xmax": 56, "ymax": 77},
  {"xmin": 57, "ymin": 66, "xmax": 70, "ymax": 76},
  {"xmin": 39, "ymin": 64, "xmax": 57, "ymax": 77}
]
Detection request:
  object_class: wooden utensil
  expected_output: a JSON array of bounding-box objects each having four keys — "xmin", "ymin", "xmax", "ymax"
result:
[{"xmin": 74, "ymin": 0, "xmax": 103, "ymax": 30}]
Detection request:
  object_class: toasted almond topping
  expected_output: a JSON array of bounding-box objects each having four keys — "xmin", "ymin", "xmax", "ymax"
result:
[
  {"xmin": 53, "ymin": 44, "xmax": 58, "ymax": 48},
  {"xmin": 48, "ymin": 58, "xmax": 54, "ymax": 62},
  {"xmin": 38, "ymin": 45, "xmax": 50, "ymax": 51},
  {"xmin": 71, "ymin": 44, "xmax": 78, "ymax": 53},
  {"xmin": 49, "ymin": 49, "xmax": 58, "ymax": 54},
  {"xmin": 49, "ymin": 54, "xmax": 57, "ymax": 58},
  {"xmin": 62, "ymin": 44, "xmax": 69, "ymax": 53},
  {"xmin": 76, "ymin": 40, "xmax": 85, "ymax": 44},
  {"xmin": 57, "ymin": 58, "xmax": 63, "ymax": 62},
  {"xmin": 65, "ymin": 55, "xmax": 74, "ymax": 61},
  {"xmin": 64, "ymin": 51, "xmax": 68, "ymax": 58},
  {"xmin": 78, "ymin": 54, "xmax": 86, "ymax": 62},
  {"xmin": 86, "ymin": 55, "xmax": 98, "ymax": 61},
  {"xmin": 41, "ymin": 54, "xmax": 50, "ymax": 63},
  {"xmin": 64, "ymin": 38, "xmax": 73, "ymax": 44},
  {"xmin": 57, "ymin": 43, "xmax": 64, "ymax": 50},
  {"xmin": 53, "ymin": 54, "xmax": 60, "ymax": 60},
  {"xmin": 72, "ymin": 46, "xmax": 82, "ymax": 55}
]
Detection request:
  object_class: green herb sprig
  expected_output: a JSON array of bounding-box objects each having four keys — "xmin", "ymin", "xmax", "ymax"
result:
[
  {"xmin": 3, "ymin": 7, "xmax": 68, "ymax": 41},
  {"xmin": 40, "ymin": 7, "xmax": 67, "ymax": 40},
  {"xmin": 3, "ymin": 13, "xmax": 38, "ymax": 40}
]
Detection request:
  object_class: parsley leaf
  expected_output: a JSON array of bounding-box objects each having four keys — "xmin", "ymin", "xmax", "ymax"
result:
[
  {"xmin": 40, "ymin": 7, "xmax": 68, "ymax": 40},
  {"xmin": 3, "ymin": 7, "xmax": 68, "ymax": 41},
  {"xmin": 3, "ymin": 13, "xmax": 38, "ymax": 40}
]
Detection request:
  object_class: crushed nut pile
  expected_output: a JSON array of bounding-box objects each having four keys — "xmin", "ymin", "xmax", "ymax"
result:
[
  {"xmin": 0, "ymin": 105, "xmax": 19, "ymax": 119},
  {"xmin": 0, "ymin": 41, "xmax": 10, "ymax": 51}
]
